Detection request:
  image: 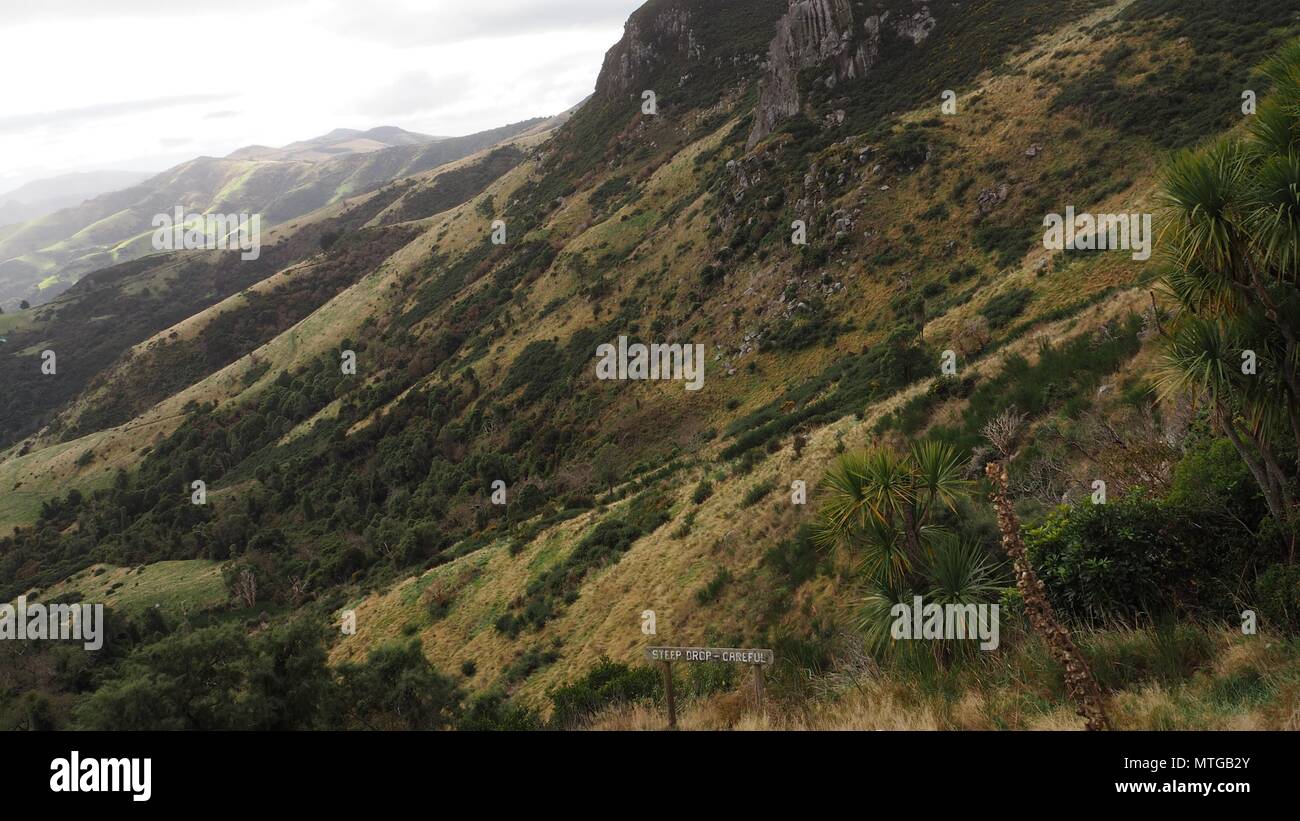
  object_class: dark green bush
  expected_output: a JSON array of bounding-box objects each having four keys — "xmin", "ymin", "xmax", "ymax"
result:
[
  {"xmin": 1025, "ymin": 491, "xmax": 1253, "ymax": 623},
  {"xmin": 975, "ymin": 225, "xmax": 1035, "ymax": 269},
  {"xmin": 981, "ymin": 287, "xmax": 1033, "ymax": 329},
  {"xmin": 457, "ymin": 691, "xmax": 542, "ymax": 730},
  {"xmin": 589, "ymin": 175, "xmax": 633, "ymax": 213},
  {"xmin": 695, "ymin": 568, "xmax": 734, "ymax": 605},
  {"xmin": 1026, "ymin": 496, "xmax": 1176, "ymax": 621},
  {"xmin": 1255, "ymin": 565, "xmax": 1300, "ymax": 631},
  {"xmin": 547, "ymin": 658, "xmax": 660, "ymax": 728},
  {"xmin": 764, "ymin": 525, "xmax": 821, "ymax": 590},
  {"xmin": 740, "ymin": 478, "xmax": 777, "ymax": 508},
  {"xmin": 692, "ymin": 479, "xmax": 714, "ymax": 504}
]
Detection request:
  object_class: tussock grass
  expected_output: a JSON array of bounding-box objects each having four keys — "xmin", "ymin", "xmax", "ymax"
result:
[{"xmin": 580, "ymin": 625, "xmax": 1299, "ymax": 730}]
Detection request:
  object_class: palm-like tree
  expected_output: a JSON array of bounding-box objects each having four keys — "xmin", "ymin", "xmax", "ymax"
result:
[
  {"xmin": 816, "ymin": 442, "xmax": 1001, "ymax": 655},
  {"xmin": 815, "ymin": 441, "xmax": 968, "ymax": 579},
  {"xmin": 1156, "ymin": 42, "xmax": 1300, "ymax": 560}
]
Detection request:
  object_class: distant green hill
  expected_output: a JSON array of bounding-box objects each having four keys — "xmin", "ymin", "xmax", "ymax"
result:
[
  {"xmin": 0, "ymin": 170, "xmax": 153, "ymax": 229},
  {"xmin": 0, "ymin": 119, "xmax": 549, "ymax": 310}
]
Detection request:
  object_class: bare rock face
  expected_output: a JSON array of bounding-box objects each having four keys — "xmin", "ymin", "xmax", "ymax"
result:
[
  {"xmin": 975, "ymin": 182, "xmax": 1010, "ymax": 217},
  {"xmin": 893, "ymin": 4, "xmax": 937, "ymax": 44},
  {"xmin": 749, "ymin": 0, "xmax": 937, "ymax": 146},
  {"xmin": 749, "ymin": 0, "xmax": 870, "ymax": 146},
  {"xmin": 595, "ymin": 3, "xmax": 701, "ymax": 102}
]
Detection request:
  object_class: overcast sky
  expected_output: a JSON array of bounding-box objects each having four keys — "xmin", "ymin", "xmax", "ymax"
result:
[{"xmin": 0, "ymin": 0, "xmax": 642, "ymax": 194}]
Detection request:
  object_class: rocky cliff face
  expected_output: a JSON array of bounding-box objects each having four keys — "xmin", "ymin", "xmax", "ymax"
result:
[
  {"xmin": 748, "ymin": 0, "xmax": 937, "ymax": 146},
  {"xmin": 595, "ymin": 1, "xmax": 702, "ymax": 101}
]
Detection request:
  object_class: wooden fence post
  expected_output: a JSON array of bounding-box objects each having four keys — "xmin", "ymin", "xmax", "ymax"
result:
[
  {"xmin": 645, "ymin": 646, "xmax": 773, "ymax": 728},
  {"xmin": 661, "ymin": 660, "xmax": 676, "ymax": 730}
]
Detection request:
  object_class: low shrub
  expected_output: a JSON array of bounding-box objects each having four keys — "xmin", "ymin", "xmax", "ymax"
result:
[{"xmin": 548, "ymin": 658, "xmax": 660, "ymax": 728}]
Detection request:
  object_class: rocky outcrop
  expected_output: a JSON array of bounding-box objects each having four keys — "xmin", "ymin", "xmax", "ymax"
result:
[
  {"xmin": 595, "ymin": 2, "xmax": 702, "ymax": 101},
  {"xmin": 749, "ymin": 0, "xmax": 870, "ymax": 145},
  {"xmin": 975, "ymin": 182, "xmax": 1010, "ymax": 217},
  {"xmin": 893, "ymin": 4, "xmax": 937, "ymax": 44},
  {"xmin": 748, "ymin": 0, "xmax": 937, "ymax": 146}
]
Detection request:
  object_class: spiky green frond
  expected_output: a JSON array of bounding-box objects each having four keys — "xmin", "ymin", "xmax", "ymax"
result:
[
  {"xmin": 1247, "ymin": 101, "xmax": 1300, "ymax": 159},
  {"xmin": 1158, "ymin": 258, "xmax": 1241, "ymax": 316},
  {"xmin": 815, "ymin": 452, "xmax": 882, "ymax": 548},
  {"xmin": 1259, "ymin": 39, "xmax": 1300, "ymax": 104},
  {"xmin": 855, "ymin": 514, "xmax": 913, "ymax": 588},
  {"xmin": 923, "ymin": 534, "xmax": 1005, "ymax": 606},
  {"xmin": 1246, "ymin": 151, "xmax": 1300, "ymax": 275},
  {"xmin": 856, "ymin": 578, "xmax": 914, "ymax": 655},
  {"xmin": 1157, "ymin": 140, "xmax": 1250, "ymax": 273},
  {"xmin": 909, "ymin": 439, "xmax": 969, "ymax": 515},
  {"xmin": 1154, "ymin": 316, "xmax": 1244, "ymax": 404}
]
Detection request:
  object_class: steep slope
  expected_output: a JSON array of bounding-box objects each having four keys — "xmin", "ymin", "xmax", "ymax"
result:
[
  {"xmin": 3, "ymin": 0, "xmax": 1299, "ymax": 730},
  {"xmin": 0, "ymin": 125, "xmax": 554, "ymax": 456}
]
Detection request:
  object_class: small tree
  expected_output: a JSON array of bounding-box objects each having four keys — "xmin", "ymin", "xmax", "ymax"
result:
[
  {"xmin": 1155, "ymin": 40, "xmax": 1300, "ymax": 560},
  {"xmin": 233, "ymin": 568, "xmax": 257, "ymax": 609},
  {"xmin": 816, "ymin": 441, "xmax": 1002, "ymax": 655}
]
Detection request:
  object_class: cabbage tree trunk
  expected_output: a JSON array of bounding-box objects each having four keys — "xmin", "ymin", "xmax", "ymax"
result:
[{"xmin": 986, "ymin": 462, "xmax": 1112, "ymax": 731}]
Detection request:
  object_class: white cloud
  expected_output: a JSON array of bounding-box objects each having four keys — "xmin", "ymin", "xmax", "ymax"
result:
[
  {"xmin": 0, "ymin": 95, "xmax": 237, "ymax": 135},
  {"xmin": 356, "ymin": 71, "xmax": 474, "ymax": 119},
  {"xmin": 0, "ymin": 0, "xmax": 642, "ymax": 191},
  {"xmin": 323, "ymin": 0, "xmax": 637, "ymax": 47}
]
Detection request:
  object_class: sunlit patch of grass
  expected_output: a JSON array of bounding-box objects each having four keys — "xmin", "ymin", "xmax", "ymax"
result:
[{"xmin": 34, "ymin": 559, "xmax": 226, "ymax": 617}]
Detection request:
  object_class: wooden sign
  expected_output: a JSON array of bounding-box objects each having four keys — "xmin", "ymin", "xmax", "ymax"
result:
[
  {"xmin": 646, "ymin": 646, "xmax": 774, "ymax": 729},
  {"xmin": 645, "ymin": 646, "xmax": 774, "ymax": 665}
]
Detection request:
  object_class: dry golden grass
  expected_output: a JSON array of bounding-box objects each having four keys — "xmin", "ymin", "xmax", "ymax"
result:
[
  {"xmin": 320, "ymin": 265, "xmax": 1153, "ymax": 716},
  {"xmin": 575, "ymin": 627, "xmax": 1300, "ymax": 731}
]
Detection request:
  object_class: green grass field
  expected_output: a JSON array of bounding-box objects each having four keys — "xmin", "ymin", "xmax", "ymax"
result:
[{"xmin": 36, "ymin": 560, "xmax": 227, "ymax": 616}]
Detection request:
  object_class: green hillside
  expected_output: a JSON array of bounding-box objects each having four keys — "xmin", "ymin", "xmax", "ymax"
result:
[
  {"xmin": 3, "ymin": 0, "xmax": 1300, "ymax": 732},
  {"xmin": 0, "ymin": 119, "xmax": 551, "ymax": 311}
]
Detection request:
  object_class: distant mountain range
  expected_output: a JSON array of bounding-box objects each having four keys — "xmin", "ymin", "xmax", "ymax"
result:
[
  {"xmin": 0, "ymin": 170, "xmax": 153, "ymax": 230},
  {"xmin": 226, "ymin": 126, "xmax": 446, "ymax": 162},
  {"xmin": 0, "ymin": 121, "xmax": 548, "ymax": 310}
]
